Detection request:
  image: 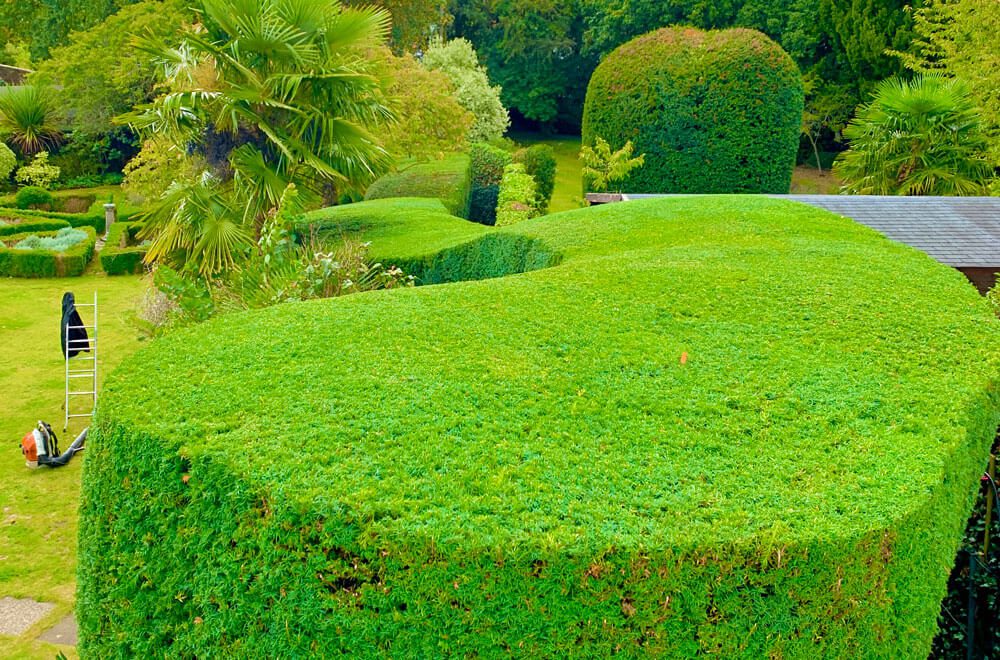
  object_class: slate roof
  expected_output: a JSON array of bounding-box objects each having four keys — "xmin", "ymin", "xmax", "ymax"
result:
[{"xmin": 623, "ymin": 194, "xmax": 1000, "ymax": 268}]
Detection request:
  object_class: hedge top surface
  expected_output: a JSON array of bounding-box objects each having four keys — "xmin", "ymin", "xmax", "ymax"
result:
[
  {"xmin": 102, "ymin": 196, "xmax": 1000, "ymax": 556},
  {"xmin": 305, "ymin": 197, "xmax": 490, "ymax": 261}
]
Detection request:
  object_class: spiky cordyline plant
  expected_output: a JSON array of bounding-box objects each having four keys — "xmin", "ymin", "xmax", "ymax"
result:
[
  {"xmin": 123, "ymin": 0, "xmax": 395, "ymax": 278},
  {"xmin": 0, "ymin": 85, "xmax": 62, "ymax": 155},
  {"xmin": 834, "ymin": 75, "xmax": 994, "ymax": 196}
]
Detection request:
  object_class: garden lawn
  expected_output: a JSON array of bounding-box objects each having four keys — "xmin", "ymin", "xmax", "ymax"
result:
[
  {"xmin": 82, "ymin": 196, "xmax": 1000, "ymax": 657},
  {"xmin": 512, "ymin": 133, "xmax": 584, "ymax": 213},
  {"xmin": 0, "ymin": 273, "xmax": 144, "ymax": 659}
]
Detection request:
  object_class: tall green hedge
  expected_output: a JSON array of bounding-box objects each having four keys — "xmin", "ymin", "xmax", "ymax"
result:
[
  {"xmin": 80, "ymin": 196, "xmax": 1000, "ymax": 657},
  {"xmin": 468, "ymin": 143, "xmax": 513, "ymax": 225},
  {"xmin": 0, "ymin": 226, "xmax": 96, "ymax": 277},
  {"xmin": 514, "ymin": 144, "xmax": 556, "ymax": 214},
  {"xmin": 364, "ymin": 154, "xmax": 472, "ymax": 218},
  {"xmin": 582, "ymin": 27, "xmax": 804, "ymax": 194},
  {"xmin": 100, "ymin": 221, "xmax": 148, "ymax": 275}
]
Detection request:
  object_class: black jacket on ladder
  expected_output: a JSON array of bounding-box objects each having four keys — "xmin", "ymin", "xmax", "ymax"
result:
[{"xmin": 61, "ymin": 292, "xmax": 90, "ymax": 358}]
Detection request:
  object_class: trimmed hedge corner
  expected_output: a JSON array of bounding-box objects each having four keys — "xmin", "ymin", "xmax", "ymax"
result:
[
  {"xmin": 82, "ymin": 196, "xmax": 1000, "ymax": 657},
  {"xmin": 0, "ymin": 225, "xmax": 96, "ymax": 277},
  {"xmin": 100, "ymin": 222, "xmax": 148, "ymax": 275},
  {"xmin": 364, "ymin": 154, "xmax": 472, "ymax": 218},
  {"xmin": 582, "ymin": 27, "xmax": 804, "ymax": 194}
]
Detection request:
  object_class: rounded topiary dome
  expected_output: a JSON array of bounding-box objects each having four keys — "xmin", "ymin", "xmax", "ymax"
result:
[{"xmin": 582, "ymin": 27, "xmax": 804, "ymax": 194}]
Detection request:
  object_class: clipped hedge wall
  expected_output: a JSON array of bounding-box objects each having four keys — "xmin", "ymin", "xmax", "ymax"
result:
[
  {"xmin": 495, "ymin": 163, "xmax": 538, "ymax": 226},
  {"xmin": 0, "ymin": 225, "xmax": 96, "ymax": 277},
  {"xmin": 0, "ymin": 207, "xmax": 109, "ymax": 234},
  {"xmin": 0, "ymin": 217, "xmax": 70, "ymax": 237},
  {"xmin": 82, "ymin": 196, "xmax": 1000, "ymax": 657},
  {"xmin": 582, "ymin": 27, "xmax": 804, "ymax": 194},
  {"xmin": 100, "ymin": 222, "xmax": 148, "ymax": 275},
  {"xmin": 365, "ymin": 154, "xmax": 472, "ymax": 218},
  {"xmin": 514, "ymin": 144, "xmax": 556, "ymax": 214},
  {"xmin": 468, "ymin": 143, "xmax": 513, "ymax": 225}
]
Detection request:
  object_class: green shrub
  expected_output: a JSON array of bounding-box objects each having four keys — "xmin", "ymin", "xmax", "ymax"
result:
[
  {"xmin": 364, "ymin": 154, "xmax": 472, "ymax": 218},
  {"xmin": 100, "ymin": 222, "xmax": 148, "ymax": 275},
  {"xmin": 495, "ymin": 163, "xmax": 538, "ymax": 226},
  {"xmin": 81, "ymin": 196, "xmax": 1000, "ymax": 657},
  {"xmin": 0, "ymin": 143, "xmax": 16, "ymax": 181},
  {"xmin": 15, "ymin": 151, "xmax": 61, "ymax": 189},
  {"xmin": 0, "ymin": 225, "xmax": 95, "ymax": 277},
  {"xmin": 468, "ymin": 142, "xmax": 512, "ymax": 225},
  {"xmin": 513, "ymin": 144, "xmax": 556, "ymax": 213},
  {"xmin": 13, "ymin": 226, "xmax": 87, "ymax": 251},
  {"xmin": 582, "ymin": 27, "xmax": 804, "ymax": 194},
  {"xmin": 15, "ymin": 185, "xmax": 54, "ymax": 209}
]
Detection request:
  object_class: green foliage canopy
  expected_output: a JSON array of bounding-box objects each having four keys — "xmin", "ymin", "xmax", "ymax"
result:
[
  {"xmin": 30, "ymin": 0, "xmax": 189, "ymax": 138},
  {"xmin": 834, "ymin": 75, "xmax": 994, "ymax": 196},
  {"xmin": 124, "ymin": 0, "xmax": 395, "ymax": 277},
  {"xmin": 582, "ymin": 27, "xmax": 804, "ymax": 194},
  {"xmin": 378, "ymin": 51, "xmax": 471, "ymax": 160},
  {"xmin": 421, "ymin": 38, "xmax": 509, "ymax": 144},
  {"xmin": 898, "ymin": 0, "xmax": 1000, "ymax": 168}
]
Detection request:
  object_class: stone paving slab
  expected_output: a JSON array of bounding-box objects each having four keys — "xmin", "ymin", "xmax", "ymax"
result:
[
  {"xmin": 37, "ymin": 614, "xmax": 77, "ymax": 645},
  {"xmin": 0, "ymin": 597, "xmax": 54, "ymax": 636}
]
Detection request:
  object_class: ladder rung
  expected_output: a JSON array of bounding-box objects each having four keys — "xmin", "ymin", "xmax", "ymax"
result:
[
  {"xmin": 70, "ymin": 357, "xmax": 96, "ymax": 361},
  {"xmin": 67, "ymin": 374, "xmax": 95, "ymax": 379},
  {"xmin": 67, "ymin": 413, "xmax": 94, "ymax": 419},
  {"xmin": 65, "ymin": 325, "xmax": 95, "ymax": 329},
  {"xmin": 68, "ymin": 391, "xmax": 96, "ymax": 396}
]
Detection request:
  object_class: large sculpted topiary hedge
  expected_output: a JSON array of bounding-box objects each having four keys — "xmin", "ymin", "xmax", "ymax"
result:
[
  {"xmin": 582, "ymin": 27, "xmax": 804, "ymax": 194},
  {"xmin": 80, "ymin": 196, "xmax": 1000, "ymax": 657}
]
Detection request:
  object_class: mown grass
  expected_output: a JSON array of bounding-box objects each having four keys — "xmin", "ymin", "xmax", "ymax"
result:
[{"xmin": 0, "ymin": 272, "xmax": 144, "ymax": 659}]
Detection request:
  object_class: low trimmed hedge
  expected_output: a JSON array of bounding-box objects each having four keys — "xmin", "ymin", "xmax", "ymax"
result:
[
  {"xmin": 100, "ymin": 222, "xmax": 148, "ymax": 275},
  {"xmin": 0, "ymin": 207, "xmax": 109, "ymax": 234},
  {"xmin": 0, "ymin": 217, "xmax": 71, "ymax": 237},
  {"xmin": 82, "ymin": 197, "xmax": 1000, "ymax": 657},
  {"xmin": 0, "ymin": 225, "xmax": 96, "ymax": 277},
  {"xmin": 364, "ymin": 154, "xmax": 472, "ymax": 218}
]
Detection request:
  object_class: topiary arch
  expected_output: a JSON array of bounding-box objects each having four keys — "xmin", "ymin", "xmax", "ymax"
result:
[{"xmin": 582, "ymin": 27, "xmax": 804, "ymax": 194}]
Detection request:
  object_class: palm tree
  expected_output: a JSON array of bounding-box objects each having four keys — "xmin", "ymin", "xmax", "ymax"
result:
[
  {"xmin": 834, "ymin": 75, "xmax": 993, "ymax": 196},
  {"xmin": 123, "ymin": 0, "xmax": 394, "ymax": 278},
  {"xmin": 0, "ymin": 85, "xmax": 62, "ymax": 155}
]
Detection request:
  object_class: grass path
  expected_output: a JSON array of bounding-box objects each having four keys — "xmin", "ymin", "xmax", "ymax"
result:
[
  {"xmin": 511, "ymin": 133, "xmax": 585, "ymax": 214},
  {"xmin": 0, "ymin": 273, "xmax": 145, "ymax": 658}
]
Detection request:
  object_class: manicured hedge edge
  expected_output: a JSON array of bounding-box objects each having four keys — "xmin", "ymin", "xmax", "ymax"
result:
[
  {"xmin": 0, "ymin": 218, "xmax": 71, "ymax": 236},
  {"xmin": 365, "ymin": 155, "xmax": 472, "ymax": 218},
  {"xmin": 0, "ymin": 207, "xmax": 112, "ymax": 233},
  {"xmin": 79, "ymin": 197, "xmax": 1000, "ymax": 657},
  {"xmin": 100, "ymin": 222, "xmax": 148, "ymax": 275},
  {"xmin": 0, "ymin": 226, "xmax": 96, "ymax": 277}
]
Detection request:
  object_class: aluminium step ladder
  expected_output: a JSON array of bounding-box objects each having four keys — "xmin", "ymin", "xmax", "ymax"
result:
[{"xmin": 64, "ymin": 292, "xmax": 97, "ymax": 432}]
